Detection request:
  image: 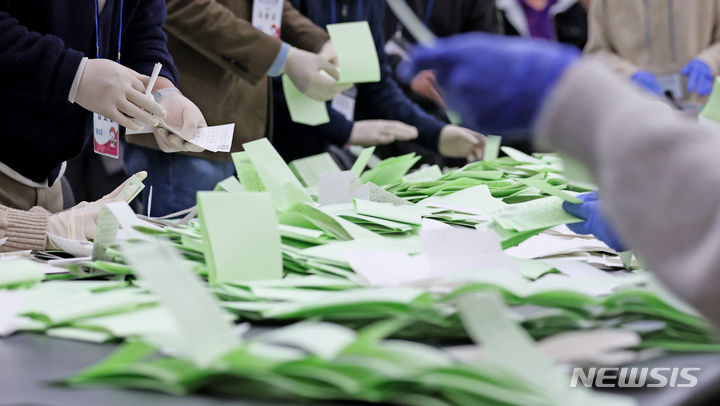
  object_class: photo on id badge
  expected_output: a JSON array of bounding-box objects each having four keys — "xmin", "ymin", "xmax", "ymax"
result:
[{"xmin": 93, "ymin": 113, "xmax": 120, "ymax": 159}]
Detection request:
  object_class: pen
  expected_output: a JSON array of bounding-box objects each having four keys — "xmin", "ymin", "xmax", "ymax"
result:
[{"xmin": 145, "ymin": 62, "xmax": 163, "ymax": 97}]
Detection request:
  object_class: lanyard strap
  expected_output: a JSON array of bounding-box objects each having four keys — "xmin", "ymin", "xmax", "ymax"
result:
[
  {"xmin": 94, "ymin": 0, "xmax": 124, "ymax": 62},
  {"xmin": 330, "ymin": 0, "xmax": 364, "ymax": 24},
  {"xmin": 424, "ymin": 0, "xmax": 434, "ymax": 26}
]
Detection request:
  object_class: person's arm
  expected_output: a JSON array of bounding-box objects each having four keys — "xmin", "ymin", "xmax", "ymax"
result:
[
  {"xmin": 0, "ymin": 206, "xmax": 49, "ymax": 252},
  {"xmin": 583, "ymin": 0, "xmax": 639, "ymax": 78},
  {"xmin": 356, "ymin": 5, "xmax": 445, "ymax": 150},
  {"xmin": 121, "ymin": 0, "xmax": 178, "ymax": 84},
  {"xmin": 0, "ymin": 13, "xmax": 84, "ymax": 102},
  {"xmin": 536, "ymin": 60, "xmax": 720, "ymax": 324},
  {"xmin": 280, "ymin": 0, "xmax": 330, "ymax": 52},
  {"xmin": 163, "ymin": 0, "xmax": 283, "ymax": 84},
  {"xmin": 694, "ymin": 0, "xmax": 720, "ymax": 75}
]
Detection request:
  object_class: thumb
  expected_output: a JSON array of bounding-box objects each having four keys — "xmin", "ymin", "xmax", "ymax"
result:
[
  {"xmin": 562, "ymin": 200, "xmax": 591, "ymax": 220},
  {"xmin": 320, "ymin": 60, "xmax": 341, "ymax": 82}
]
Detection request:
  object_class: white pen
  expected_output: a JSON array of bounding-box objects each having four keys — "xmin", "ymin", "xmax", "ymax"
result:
[{"xmin": 145, "ymin": 62, "xmax": 163, "ymax": 97}]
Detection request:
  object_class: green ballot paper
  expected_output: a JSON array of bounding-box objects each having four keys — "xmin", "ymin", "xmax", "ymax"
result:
[
  {"xmin": 231, "ymin": 151, "xmax": 266, "ymax": 192},
  {"xmin": 350, "ymin": 146, "xmax": 376, "ymax": 176},
  {"xmin": 483, "ymin": 135, "xmax": 502, "ymax": 161},
  {"xmin": 282, "ymin": 75, "xmax": 329, "ymax": 125},
  {"xmin": 197, "ymin": 192, "xmax": 282, "ymax": 284},
  {"xmin": 518, "ymin": 174, "xmax": 583, "ymax": 204},
  {"xmin": 289, "ymin": 153, "xmax": 341, "ymax": 187},
  {"xmin": 242, "ymin": 138, "xmax": 313, "ymax": 211},
  {"xmin": 327, "ymin": 21, "xmax": 381, "ymax": 84}
]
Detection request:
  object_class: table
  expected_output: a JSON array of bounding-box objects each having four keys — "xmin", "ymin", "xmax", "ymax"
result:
[{"xmin": 2, "ymin": 333, "xmax": 720, "ymax": 406}]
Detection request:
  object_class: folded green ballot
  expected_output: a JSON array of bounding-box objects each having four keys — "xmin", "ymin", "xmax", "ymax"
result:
[{"xmin": 360, "ymin": 153, "xmax": 420, "ymax": 186}]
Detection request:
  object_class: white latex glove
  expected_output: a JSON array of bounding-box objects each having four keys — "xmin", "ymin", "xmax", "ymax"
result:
[
  {"xmin": 47, "ymin": 172, "xmax": 147, "ymax": 242},
  {"xmin": 349, "ymin": 120, "xmax": 419, "ymax": 146},
  {"xmin": 318, "ymin": 41, "xmax": 339, "ymax": 66},
  {"xmin": 284, "ymin": 47, "xmax": 350, "ymax": 101},
  {"xmin": 438, "ymin": 125, "xmax": 486, "ymax": 160},
  {"xmin": 153, "ymin": 88, "xmax": 205, "ymax": 153},
  {"xmin": 75, "ymin": 59, "xmax": 166, "ymax": 130}
]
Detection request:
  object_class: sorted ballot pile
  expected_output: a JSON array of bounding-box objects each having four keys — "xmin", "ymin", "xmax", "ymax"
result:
[{"xmin": 1, "ymin": 138, "xmax": 718, "ymax": 405}]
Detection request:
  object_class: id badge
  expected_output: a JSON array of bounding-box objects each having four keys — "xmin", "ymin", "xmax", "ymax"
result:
[
  {"xmin": 93, "ymin": 113, "xmax": 120, "ymax": 159},
  {"xmin": 331, "ymin": 86, "xmax": 358, "ymax": 122},
  {"xmin": 252, "ymin": 0, "xmax": 283, "ymax": 38},
  {"xmin": 657, "ymin": 73, "xmax": 684, "ymax": 101}
]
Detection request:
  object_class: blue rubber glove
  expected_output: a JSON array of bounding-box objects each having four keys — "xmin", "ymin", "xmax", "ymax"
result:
[
  {"xmin": 562, "ymin": 192, "xmax": 626, "ymax": 252},
  {"xmin": 630, "ymin": 70, "xmax": 662, "ymax": 95},
  {"xmin": 682, "ymin": 59, "xmax": 714, "ymax": 96},
  {"xmin": 407, "ymin": 33, "xmax": 580, "ymax": 137}
]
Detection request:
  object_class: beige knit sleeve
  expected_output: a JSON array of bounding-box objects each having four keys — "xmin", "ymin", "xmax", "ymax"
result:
[
  {"xmin": 583, "ymin": 0, "xmax": 639, "ymax": 78},
  {"xmin": 0, "ymin": 206, "xmax": 49, "ymax": 252}
]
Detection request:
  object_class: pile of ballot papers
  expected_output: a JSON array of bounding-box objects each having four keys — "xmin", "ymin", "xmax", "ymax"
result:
[{"xmin": 1, "ymin": 138, "xmax": 718, "ymax": 405}]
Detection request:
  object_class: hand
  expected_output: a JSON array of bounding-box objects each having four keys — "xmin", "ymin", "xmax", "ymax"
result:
[
  {"xmin": 349, "ymin": 120, "xmax": 419, "ymax": 146},
  {"xmin": 562, "ymin": 192, "xmax": 626, "ymax": 252},
  {"xmin": 438, "ymin": 125, "xmax": 486, "ymax": 160},
  {"xmin": 318, "ymin": 41, "xmax": 339, "ymax": 66},
  {"xmin": 630, "ymin": 70, "xmax": 663, "ymax": 95},
  {"xmin": 153, "ymin": 88, "xmax": 205, "ymax": 153},
  {"xmin": 410, "ymin": 70, "xmax": 445, "ymax": 106},
  {"xmin": 408, "ymin": 33, "xmax": 580, "ymax": 137},
  {"xmin": 47, "ymin": 172, "xmax": 147, "ymax": 242},
  {"xmin": 75, "ymin": 59, "xmax": 166, "ymax": 130},
  {"xmin": 284, "ymin": 47, "xmax": 350, "ymax": 101},
  {"xmin": 682, "ymin": 59, "xmax": 715, "ymax": 96}
]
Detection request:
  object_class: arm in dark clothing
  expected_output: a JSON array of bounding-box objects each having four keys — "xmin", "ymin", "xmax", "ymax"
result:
[
  {"xmin": 355, "ymin": 3, "xmax": 445, "ymax": 151},
  {"xmin": 462, "ymin": 0, "xmax": 500, "ymax": 33},
  {"xmin": 121, "ymin": 0, "xmax": 178, "ymax": 83},
  {"xmin": 0, "ymin": 12, "xmax": 84, "ymax": 102}
]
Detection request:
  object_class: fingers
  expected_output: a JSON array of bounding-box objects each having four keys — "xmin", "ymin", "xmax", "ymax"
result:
[
  {"xmin": 562, "ymin": 200, "xmax": 591, "ymax": 220},
  {"xmin": 130, "ymin": 75, "xmax": 146, "ymax": 93},
  {"xmin": 381, "ymin": 122, "xmax": 418, "ymax": 141},
  {"xmin": 112, "ymin": 110, "xmax": 144, "ymax": 131},
  {"xmin": 577, "ymin": 192, "xmax": 599, "ymax": 202},
  {"xmin": 127, "ymin": 88, "xmax": 167, "ymax": 118},
  {"xmin": 566, "ymin": 221, "xmax": 592, "ymax": 235},
  {"xmin": 181, "ymin": 106, "xmax": 203, "ymax": 141},
  {"xmin": 699, "ymin": 75, "xmax": 714, "ymax": 96},
  {"xmin": 118, "ymin": 99, "xmax": 160, "ymax": 128},
  {"xmin": 320, "ymin": 60, "xmax": 341, "ymax": 82},
  {"xmin": 154, "ymin": 128, "xmax": 181, "ymax": 153}
]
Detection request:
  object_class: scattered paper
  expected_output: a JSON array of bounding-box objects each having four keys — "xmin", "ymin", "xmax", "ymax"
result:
[{"xmin": 122, "ymin": 241, "xmax": 239, "ymax": 367}]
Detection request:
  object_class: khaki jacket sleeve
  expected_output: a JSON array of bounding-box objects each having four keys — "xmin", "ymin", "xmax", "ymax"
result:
[
  {"xmin": 696, "ymin": 0, "xmax": 720, "ymax": 74},
  {"xmin": 583, "ymin": 0, "xmax": 639, "ymax": 78},
  {"xmin": 164, "ymin": 0, "xmax": 282, "ymax": 85},
  {"xmin": 0, "ymin": 206, "xmax": 48, "ymax": 252},
  {"xmin": 537, "ymin": 60, "xmax": 720, "ymax": 326},
  {"xmin": 280, "ymin": 0, "xmax": 330, "ymax": 52}
]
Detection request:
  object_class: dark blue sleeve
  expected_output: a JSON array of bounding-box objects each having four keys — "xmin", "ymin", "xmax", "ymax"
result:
[
  {"xmin": 121, "ymin": 0, "xmax": 178, "ymax": 84},
  {"xmin": 0, "ymin": 12, "xmax": 84, "ymax": 101},
  {"xmin": 272, "ymin": 77, "xmax": 353, "ymax": 147},
  {"xmin": 355, "ymin": 3, "xmax": 445, "ymax": 151}
]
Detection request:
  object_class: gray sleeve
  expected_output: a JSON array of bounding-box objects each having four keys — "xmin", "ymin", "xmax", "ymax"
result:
[{"xmin": 535, "ymin": 60, "xmax": 720, "ymax": 325}]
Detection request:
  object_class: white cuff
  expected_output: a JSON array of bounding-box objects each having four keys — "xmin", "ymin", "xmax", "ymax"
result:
[
  {"xmin": 68, "ymin": 57, "xmax": 89, "ymax": 104},
  {"xmin": 152, "ymin": 87, "xmax": 182, "ymax": 102}
]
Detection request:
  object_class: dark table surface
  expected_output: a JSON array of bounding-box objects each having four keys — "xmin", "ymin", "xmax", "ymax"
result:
[{"xmin": 2, "ymin": 333, "xmax": 720, "ymax": 406}]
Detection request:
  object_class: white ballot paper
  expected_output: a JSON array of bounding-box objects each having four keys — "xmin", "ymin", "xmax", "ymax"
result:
[{"xmin": 127, "ymin": 123, "xmax": 234, "ymax": 153}]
